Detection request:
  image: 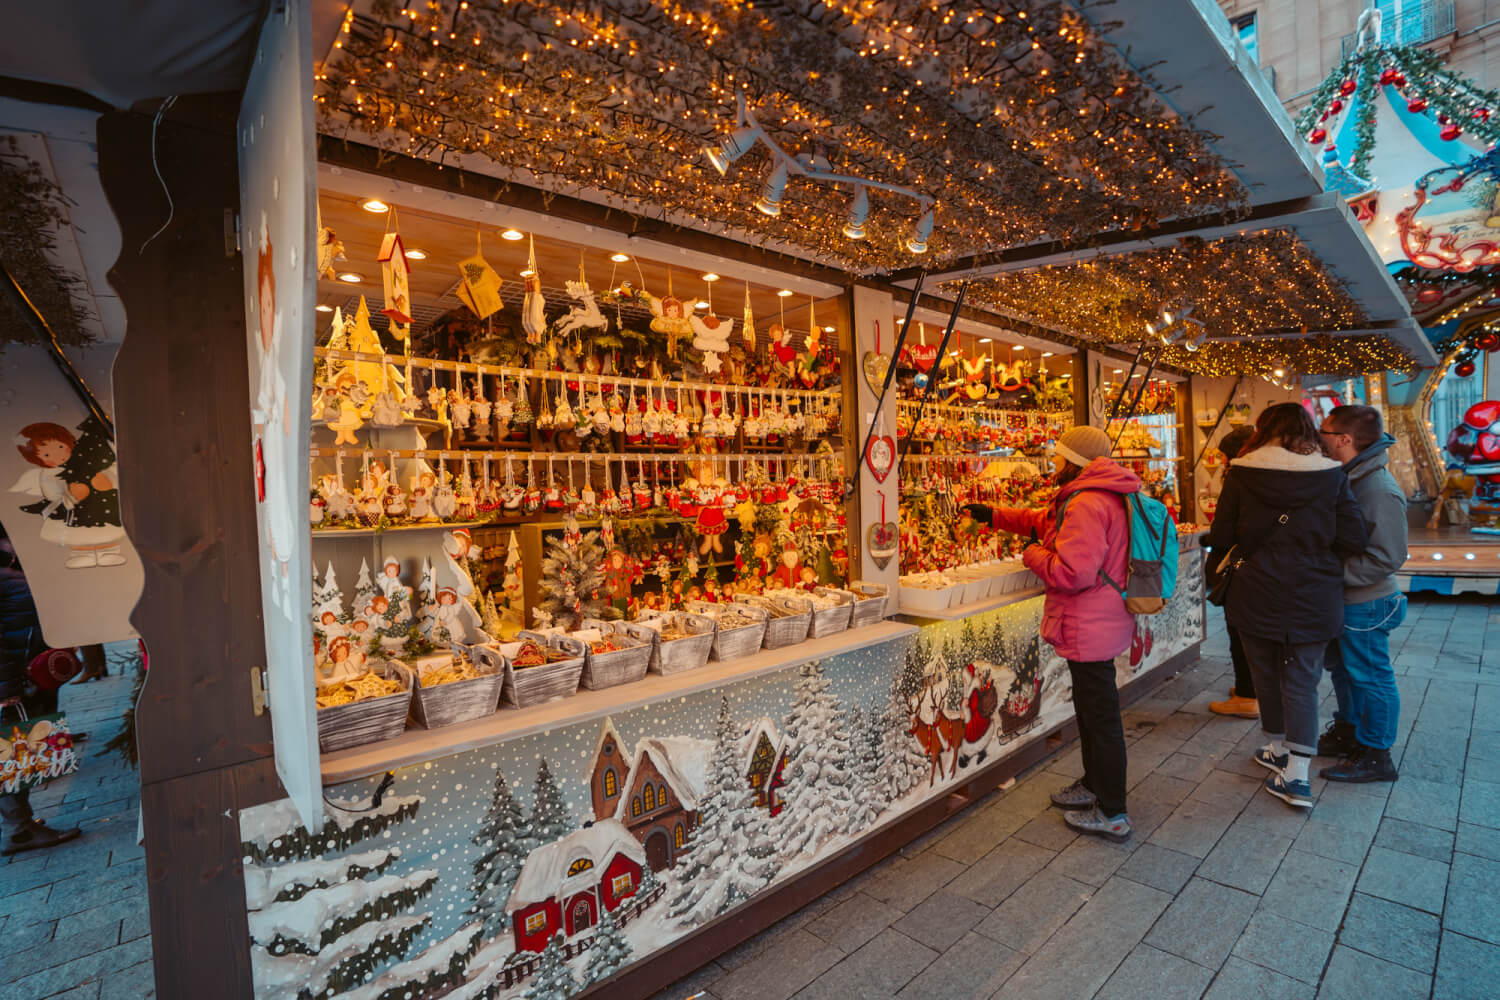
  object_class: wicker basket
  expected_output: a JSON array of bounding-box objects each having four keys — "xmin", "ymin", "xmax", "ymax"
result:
[
  {"xmin": 808, "ymin": 588, "xmax": 855, "ymax": 638},
  {"xmin": 846, "ymin": 582, "xmax": 891, "ymax": 627},
  {"xmin": 626, "ymin": 613, "xmax": 716, "ymax": 675},
  {"xmin": 409, "ymin": 645, "xmax": 504, "ymax": 730},
  {"xmin": 686, "ymin": 600, "xmax": 768, "ymax": 661},
  {"xmin": 577, "ymin": 621, "xmax": 653, "ymax": 690},
  {"xmin": 740, "ymin": 594, "xmax": 811, "ymax": 649},
  {"xmin": 316, "ymin": 660, "xmax": 414, "ymax": 753},
  {"xmin": 500, "ymin": 633, "xmax": 584, "ymax": 708}
]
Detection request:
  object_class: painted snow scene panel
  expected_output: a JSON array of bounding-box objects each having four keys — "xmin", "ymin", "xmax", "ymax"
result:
[{"xmin": 237, "ymin": 553, "xmax": 1202, "ymax": 1000}]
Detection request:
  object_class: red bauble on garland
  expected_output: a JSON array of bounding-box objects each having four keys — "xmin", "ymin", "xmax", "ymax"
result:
[
  {"xmin": 1475, "ymin": 108, "xmax": 1492, "ymax": 121},
  {"xmin": 1380, "ymin": 67, "xmax": 1399, "ymax": 85},
  {"xmin": 1408, "ymin": 96, "xmax": 1429, "ymax": 113},
  {"xmin": 1417, "ymin": 287, "xmax": 1443, "ymax": 304},
  {"xmin": 1309, "ymin": 127, "xmax": 1328, "ymax": 144},
  {"xmin": 1441, "ymin": 123, "xmax": 1463, "ymax": 141},
  {"xmin": 1339, "ymin": 79, "xmax": 1357, "ymax": 96},
  {"xmin": 1456, "ymin": 359, "xmax": 1478, "ymax": 378},
  {"xmin": 1329, "ymin": 99, "xmax": 1344, "ymax": 114},
  {"xmin": 1476, "ymin": 330, "xmax": 1500, "ymax": 352}
]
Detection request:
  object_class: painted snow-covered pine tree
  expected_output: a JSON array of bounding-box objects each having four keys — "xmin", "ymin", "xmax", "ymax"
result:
[
  {"xmin": 312, "ymin": 563, "xmax": 346, "ymax": 645},
  {"xmin": 416, "ymin": 557, "xmax": 437, "ymax": 638},
  {"xmin": 879, "ymin": 666, "xmax": 927, "ymax": 803},
  {"xmin": 239, "ymin": 793, "xmax": 481, "ymax": 1000},
  {"xmin": 777, "ymin": 660, "xmax": 855, "ymax": 860},
  {"xmin": 467, "ymin": 765, "xmax": 531, "ymax": 942},
  {"xmin": 521, "ymin": 933, "xmax": 576, "ymax": 1000},
  {"xmin": 845, "ymin": 701, "xmax": 882, "ymax": 834},
  {"xmin": 581, "ymin": 903, "xmax": 633, "ymax": 987},
  {"xmin": 666, "ymin": 697, "xmax": 776, "ymax": 925},
  {"xmin": 353, "ymin": 558, "xmax": 379, "ymax": 621},
  {"xmin": 528, "ymin": 758, "xmax": 573, "ymax": 848}
]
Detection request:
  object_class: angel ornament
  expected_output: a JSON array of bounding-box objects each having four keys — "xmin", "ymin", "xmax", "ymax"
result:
[
  {"xmin": 649, "ymin": 290, "xmax": 694, "ymax": 360},
  {"xmin": 369, "ymin": 389, "xmax": 403, "ymax": 428},
  {"xmin": 690, "ymin": 309, "xmax": 733, "ymax": 374}
]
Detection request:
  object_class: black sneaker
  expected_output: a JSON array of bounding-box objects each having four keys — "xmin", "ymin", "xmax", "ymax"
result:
[
  {"xmin": 1320, "ymin": 747, "xmax": 1398, "ymax": 783},
  {"xmin": 1, "ymin": 819, "xmax": 82, "ymax": 857},
  {"xmin": 1316, "ymin": 720, "xmax": 1357, "ymax": 757}
]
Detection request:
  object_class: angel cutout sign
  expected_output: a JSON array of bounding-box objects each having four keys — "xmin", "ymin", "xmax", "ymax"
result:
[{"xmin": 649, "ymin": 293, "xmax": 693, "ymax": 359}]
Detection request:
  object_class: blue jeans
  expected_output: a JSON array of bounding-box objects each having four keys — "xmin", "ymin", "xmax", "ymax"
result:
[{"xmin": 1330, "ymin": 593, "xmax": 1406, "ymax": 750}]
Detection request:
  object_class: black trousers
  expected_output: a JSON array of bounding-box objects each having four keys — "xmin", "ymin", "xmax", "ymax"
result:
[
  {"xmin": 1228, "ymin": 626, "xmax": 1256, "ymax": 699},
  {"xmin": 1069, "ymin": 658, "xmax": 1128, "ymax": 817}
]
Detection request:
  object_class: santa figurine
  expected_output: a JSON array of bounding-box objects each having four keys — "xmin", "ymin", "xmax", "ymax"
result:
[{"xmin": 771, "ymin": 539, "xmax": 802, "ymax": 589}]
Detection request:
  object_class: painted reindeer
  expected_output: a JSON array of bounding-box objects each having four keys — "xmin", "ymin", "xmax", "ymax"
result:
[{"xmin": 907, "ymin": 676, "xmax": 964, "ymax": 786}]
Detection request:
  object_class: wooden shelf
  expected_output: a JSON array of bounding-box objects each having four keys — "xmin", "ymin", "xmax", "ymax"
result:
[
  {"xmin": 894, "ymin": 585, "xmax": 1045, "ymax": 622},
  {"xmin": 311, "ymin": 518, "xmax": 492, "ymax": 538},
  {"xmin": 319, "ymin": 619, "xmax": 917, "ymax": 784}
]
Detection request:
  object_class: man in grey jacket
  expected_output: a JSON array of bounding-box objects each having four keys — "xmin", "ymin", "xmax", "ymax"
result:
[{"xmin": 1317, "ymin": 405, "xmax": 1408, "ymax": 782}]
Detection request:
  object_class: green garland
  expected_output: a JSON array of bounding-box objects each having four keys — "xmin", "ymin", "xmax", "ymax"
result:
[{"xmin": 1350, "ymin": 53, "xmax": 1380, "ymax": 175}]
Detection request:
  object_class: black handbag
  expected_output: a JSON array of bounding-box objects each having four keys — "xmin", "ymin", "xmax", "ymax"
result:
[{"xmin": 1206, "ymin": 511, "xmax": 1289, "ymax": 607}]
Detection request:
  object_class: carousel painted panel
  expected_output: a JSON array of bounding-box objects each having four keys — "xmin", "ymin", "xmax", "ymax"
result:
[{"xmin": 236, "ymin": 552, "xmax": 1202, "ymax": 999}]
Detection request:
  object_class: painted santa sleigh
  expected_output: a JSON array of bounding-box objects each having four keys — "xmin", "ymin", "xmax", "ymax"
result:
[{"xmin": 958, "ymin": 662, "xmax": 1043, "ymax": 769}]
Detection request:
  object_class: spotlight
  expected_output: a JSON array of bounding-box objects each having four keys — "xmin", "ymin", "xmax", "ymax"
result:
[
  {"xmin": 701, "ymin": 272, "xmax": 720, "ymax": 282},
  {"xmin": 906, "ymin": 206, "xmax": 935, "ymax": 254},
  {"xmin": 978, "ymin": 337, "xmax": 992, "ymax": 344},
  {"xmin": 610, "ymin": 252, "xmax": 630, "ymax": 262},
  {"xmin": 1012, "ymin": 344, "xmax": 1025, "ymax": 351},
  {"xmin": 360, "ymin": 198, "xmax": 389, "ymax": 213},
  {"xmin": 777, "ymin": 289, "xmax": 794, "ymax": 297},
  {"xmin": 823, "ymin": 325, "xmax": 835, "ymax": 333},
  {"xmin": 695, "ymin": 300, "xmax": 710, "ymax": 310},
  {"xmin": 315, "ymin": 304, "xmax": 334, "ymax": 313},
  {"xmin": 520, "ymin": 268, "xmax": 536, "ymax": 278},
  {"xmin": 842, "ymin": 185, "xmax": 870, "ymax": 240},
  {"xmin": 1042, "ymin": 351, "xmax": 1054, "ymax": 357},
  {"xmin": 704, "ymin": 124, "xmax": 761, "ymax": 175},
  {"xmin": 501, "ymin": 228, "xmax": 524, "ymax": 241},
  {"xmin": 338, "ymin": 272, "xmax": 364, "ymax": 283},
  {"xmin": 755, "ymin": 158, "xmax": 789, "ymax": 216},
  {"xmin": 1273, "ymin": 368, "xmax": 1286, "ymax": 378},
  {"xmin": 404, "ymin": 248, "xmax": 428, "ymax": 260}
]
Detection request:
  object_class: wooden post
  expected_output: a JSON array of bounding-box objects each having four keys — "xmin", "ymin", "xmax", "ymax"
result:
[{"xmin": 101, "ymin": 93, "xmax": 277, "ymax": 1000}]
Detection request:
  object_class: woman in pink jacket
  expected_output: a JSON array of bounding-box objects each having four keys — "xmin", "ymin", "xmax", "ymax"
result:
[{"xmin": 962, "ymin": 425, "xmax": 1139, "ymax": 841}]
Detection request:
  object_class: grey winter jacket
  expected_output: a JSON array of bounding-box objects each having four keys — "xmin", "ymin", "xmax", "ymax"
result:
[{"xmin": 1343, "ymin": 433, "xmax": 1408, "ymax": 604}]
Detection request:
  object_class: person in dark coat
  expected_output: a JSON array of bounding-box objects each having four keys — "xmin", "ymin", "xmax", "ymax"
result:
[
  {"xmin": 1207, "ymin": 404, "xmax": 1367, "ymax": 809},
  {"xmin": 0, "ymin": 531, "xmax": 82, "ymax": 855},
  {"xmin": 1209, "ymin": 425, "xmax": 1259, "ymax": 720}
]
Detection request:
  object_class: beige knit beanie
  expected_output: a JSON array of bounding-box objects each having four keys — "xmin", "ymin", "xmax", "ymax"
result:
[{"xmin": 1054, "ymin": 425, "xmax": 1113, "ymax": 468}]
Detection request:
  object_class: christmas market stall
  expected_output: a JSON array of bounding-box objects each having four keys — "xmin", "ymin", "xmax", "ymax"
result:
[{"xmin": 27, "ymin": 0, "xmax": 1430, "ymax": 997}]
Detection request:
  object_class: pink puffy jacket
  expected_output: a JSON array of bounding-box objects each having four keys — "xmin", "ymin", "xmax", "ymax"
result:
[{"xmin": 989, "ymin": 458, "xmax": 1140, "ymax": 663}]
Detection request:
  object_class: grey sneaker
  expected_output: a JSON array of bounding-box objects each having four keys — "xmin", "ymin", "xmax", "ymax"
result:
[
  {"xmin": 1264, "ymin": 773, "xmax": 1313, "ymax": 809},
  {"xmin": 1063, "ymin": 805, "xmax": 1132, "ymax": 842},
  {"xmin": 1253, "ymin": 746, "xmax": 1289, "ymax": 774},
  {"xmin": 1050, "ymin": 779, "xmax": 1098, "ymax": 810}
]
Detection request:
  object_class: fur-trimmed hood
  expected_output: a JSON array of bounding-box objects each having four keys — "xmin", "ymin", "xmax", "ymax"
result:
[
  {"xmin": 1227, "ymin": 445, "xmax": 1348, "ymax": 511},
  {"xmin": 1230, "ymin": 445, "xmax": 1341, "ymax": 472}
]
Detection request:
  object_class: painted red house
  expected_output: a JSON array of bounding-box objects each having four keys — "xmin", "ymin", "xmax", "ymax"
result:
[
  {"xmin": 739, "ymin": 716, "xmax": 788, "ymax": 817},
  {"xmin": 590, "ymin": 718, "xmax": 711, "ymax": 872},
  {"xmin": 504, "ymin": 818, "xmax": 645, "ymax": 954}
]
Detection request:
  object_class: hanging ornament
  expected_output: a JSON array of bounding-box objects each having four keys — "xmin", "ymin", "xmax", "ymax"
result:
[
  {"xmin": 1438, "ymin": 113, "xmax": 1450, "ymax": 124},
  {"xmin": 866, "ymin": 491, "xmax": 897, "ymax": 570},
  {"xmin": 690, "ymin": 280, "xmax": 733, "ymax": 375},
  {"xmin": 1394, "ymin": 73, "xmax": 1407, "ymax": 87},
  {"xmin": 1441, "ymin": 123, "xmax": 1463, "ymax": 142},
  {"xmin": 1339, "ymin": 79, "xmax": 1356, "ymax": 96},
  {"xmin": 1379, "ymin": 67, "xmax": 1399, "ymax": 86},
  {"xmin": 1456, "ymin": 359, "xmax": 1478, "ymax": 378},
  {"xmin": 1309, "ymin": 127, "xmax": 1328, "ymax": 144},
  {"xmin": 554, "ymin": 252, "xmax": 607, "ymax": 338},
  {"xmin": 864, "ymin": 413, "xmax": 895, "ymax": 484},
  {"xmin": 377, "ymin": 213, "xmax": 413, "ymax": 331},
  {"xmin": 1475, "ymin": 107, "xmax": 1492, "ymax": 121},
  {"xmin": 1328, "ymin": 99, "xmax": 1344, "ymax": 115},
  {"xmin": 521, "ymin": 235, "xmax": 546, "ymax": 345},
  {"xmin": 1407, "ymin": 96, "xmax": 1428, "ymax": 113},
  {"xmin": 316, "ymin": 202, "xmax": 344, "ymax": 280},
  {"xmin": 1417, "ymin": 286, "xmax": 1444, "ymax": 304},
  {"xmin": 648, "ymin": 270, "xmax": 693, "ymax": 359},
  {"xmin": 862, "ymin": 319, "xmax": 891, "ymax": 397},
  {"xmin": 742, "ymin": 281, "xmax": 757, "ymax": 349},
  {"xmin": 456, "ymin": 228, "xmax": 504, "ymax": 319},
  {"xmin": 1475, "ymin": 330, "xmax": 1500, "ymax": 352}
]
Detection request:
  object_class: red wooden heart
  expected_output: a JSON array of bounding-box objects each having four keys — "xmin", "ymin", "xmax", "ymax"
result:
[
  {"xmin": 906, "ymin": 343, "xmax": 939, "ymax": 373},
  {"xmin": 864, "ymin": 433, "xmax": 895, "ymax": 483}
]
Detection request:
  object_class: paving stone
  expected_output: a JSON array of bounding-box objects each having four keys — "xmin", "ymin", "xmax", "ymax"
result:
[
  {"xmin": 1312, "ymin": 782, "xmax": 1389, "ymax": 831},
  {"xmin": 1148, "ymin": 795, "xmax": 1239, "ymax": 859},
  {"xmin": 1375, "ymin": 817, "xmax": 1455, "ymax": 864},
  {"xmin": 43, "ymin": 984, "xmax": 101, "ymax": 1000},
  {"xmin": 972, "ymin": 870, "xmax": 1093, "ymax": 955},
  {"xmin": 1010, "ymin": 811, "xmax": 1079, "ymax": 853},
  {"xmin": 1315, "ymin": 944, "xmax": 1430, "ymax": 1000},
  {"xmin": 649, "ymin": 960, "xmax": 725, "ymax": 1000},
  {"xmin": 1460, "ymin": 775, "xmax": 1500, "ymax": 830},
  {"xmin": 2, "ymin": 920, "xmax": 123, "ymax": 984},
  {"xmin": 1338, "ymin": 892, "xmax": 1440, "ymax": 974},
  {"xmin": 950, "ymin": 839, "xmax": 1055, "ymax": 907},
  {"xmin": 992, "ymin": 876, "xmax": 1172, "ymax": 1000},
  {"xmin": 1131, "ymin": 771, "xmax": 1197, "ymax": 808},
  {"xmin": 803, "ymin": 891, "xmax": 903, "ymax": 954},
  {"xmin": 1383, "ymin": 776, "xmax": 1462, "ymax": 832},
  {"xmin": 933, "ymin": 802, "xmax": 1030, "ymax": 864},
  {"xmin": 3, "ymin": 938, "xmax": 151, "ymax": 1000},
  {"xmin": 711, "ymin": 928, "xmax": 843, "ymax": 1000},
  {"xmin": 1445, "ymin": 852, "xmax": 1500, "ymax": 945},
  {"xmin": 1468, "ymin": 727, "xmax": 1500, "ymax": 767},
  {"xmin": 1198, "ymin": 825, "xmax": 1294, "ymax": 894},
  {"xmin": 1234, "ymin": 785, "xmax": 1312, "ymax": 837},
  {"xmin": 1259, "ymin": 848, "xmax": 1360, "ymax": 932},
  {"xmin": 1145, "ymin": 876, "xmax": 1258, "ymax": 968},
  {"xmin": 1291, "ymin": 817, "xmax": 1375, "ymax": 866},
  {"xmin": 1095, "ymin": 944, "xmax": 1212, "ymax": 1000},
  {"xmin": 3, "ymin": 915, "xmax": 58, "ymax": 953},
  {"xmin": 1355, "ymin": 845, "xmax": 1449, "ymax": 915},
  {"xmin": 1231, "ymin": 910, "xmax": 1334, "ymax": 985},
  {"xmin": 889, "ymin": 889, "xmax": 991, "ymax": 953},
  {"xmin": 716, "ymin": 911, "xmax": 815, "ymax": 972},
  {"xmin": 1156, "ymin": 752, "xmax": 1219, "ymax": 784},
  {"xmin": 792, "ymin": 928, "xmax": 936, "ymax": 1000},
  {"xmin": 1188, "ymin": 770, "xmax": 1261, "ymax": 810},
  {"xmin": 1204, "ymin": 956, "xmax": 1316, "ymax": 1000},
  {"xmin": 894, "ymin": 930, "xmax": 1023, "ymax": 1000},
  {"xmin": 1041, "ymin": 833, "xmax": 1134, "ymax": 887},
  {"xmin": 861, "ymin": 850, "xmax": 967, "ymax": 913},
  {"xmin": 1457, "ymin": 821, "xmax": 1500, "ymax": 862},
  {"xmin": 1116, "ymin": 844, "xmax": 1200, "ymax": 894},
  {"xmin": 1433, "ymin": 931, "xmax": 1500, "ymax": 1000}
]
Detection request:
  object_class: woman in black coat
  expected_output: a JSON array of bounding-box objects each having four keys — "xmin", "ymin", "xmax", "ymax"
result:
[{"xmin": 1207, "ymin": 404, "xmax": 1367, "ymax": 809}]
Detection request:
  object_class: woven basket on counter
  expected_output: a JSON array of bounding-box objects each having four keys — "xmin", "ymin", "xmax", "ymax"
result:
[
  {"xmin": 501, "ymin": 633, "xmax": 585, "ymax": 708},
  {"xmin": 410, "ymin": 644, "xmax": 504, "ymax": 730},
  {"xmin": 808, "ymin": 588, "xmax": 855, "ymax": 638},
  {"xmin": 686, "ymin": 600, "xmax": 768, "ymax": 661},
  {"xmin": 738, "ymin": 594, "xmax": 811, "ymax": 649},
  {"xmin": 627, "ymin": 612, "xmax": 716, "ymax": 676},
  {"xmin": 577, "ymin": 620, "xmax": 654, "ymax": 690},
  {"xmin": 316, "ymin": 660, "xmax": 414, "ymax": 753},
  {"xmin": 846, "ymin": 582, "xmax": 891, "ymax": 627}
]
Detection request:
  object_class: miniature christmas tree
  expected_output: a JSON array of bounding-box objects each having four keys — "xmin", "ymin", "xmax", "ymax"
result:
[
  {"xmin": 312, "ymin": 563, "xmax": 346, "ymax": 644},
  {"xmin": 521, "ymin": 933, "xmax": 576, "ymax": 1000},
  {"xmin": 416, "ymin": 558, "xmax": 437, "ymax": 638},
  {"xmin": 467, "ymin": 766, "xmax": 531, "ymax": 942},
  {"xmin": 353, "ymin": 558, "xmax": 379, "ymax": 621},
  {"xmin": 481, "ymin": 591, "xmax": 504, "ymax": 638},
  {"xmin": 534, "ymin": 528, "xmax": 607, "ymax": 631},
  {"xmin": 378, "ymin": 588, "xmax": 415, "ymax": 645},
  {"xmin": 666, "ymin": 698, "xmax": 775, "ymax": 925},
  {"xmin": 581, "ymin": 904, "xmax": 634, "ymax": 986},
  {"xmin": 844, "ymin": 702, "xmax": 882, "ymax": 835},
  {"xmin": 502, "ymin": 532, "xmax": 523, "ymax": 610},
  {"xmin": 777, "ymin": 660, "xmax": 855, "ymax": 860},
  {"xmin": 528, "ymin": 758, "xmax": 573, "ymax": 848},
  {"xmin": 239, "ymin": 793, "xmax": 480, "ymax": 1000}
]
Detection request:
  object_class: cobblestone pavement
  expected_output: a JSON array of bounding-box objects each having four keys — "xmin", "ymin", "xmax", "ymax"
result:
[
  {"xmin": 0, "ymin": 671, "xmax": 152, "ymax": 1000},
  {"xmin": 657, "ymin": 596, "xmax": 1500, "ymax": 1000},
  {"xmin": 6, "ymin": 596, "xmax": 1497, "ymax": 999}
]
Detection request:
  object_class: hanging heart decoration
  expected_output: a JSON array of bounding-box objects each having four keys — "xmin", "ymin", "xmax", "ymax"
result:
[
  {"xmin": 906, "ymin": 342, "xmax": 939, "ymax": 373},
  {"xmin": 862, "ymin": 320, "xmax": 891, "ymax": 397},
  {"xmin": 867, "ymin": 520, "xmax": 898, "ymax": 569},
  {"xmin": 864, "ymin": 429, "xmax": 895, "ymax": 484}
]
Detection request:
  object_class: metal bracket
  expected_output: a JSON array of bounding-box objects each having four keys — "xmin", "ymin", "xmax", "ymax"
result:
[{"xmin": 250, "ymin": 666, "xmax": 269, "ymax": 716}]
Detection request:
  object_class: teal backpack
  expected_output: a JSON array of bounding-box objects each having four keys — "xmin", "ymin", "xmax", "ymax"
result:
[{"xmin": 1057, "ymin": 490, "xmax": 1179, "ymax": 614}]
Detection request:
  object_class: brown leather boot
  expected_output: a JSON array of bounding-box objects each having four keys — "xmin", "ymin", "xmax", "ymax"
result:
[{"xmin": 1209, "ymin": 693, "xmax": 1259, "ymax": 718}]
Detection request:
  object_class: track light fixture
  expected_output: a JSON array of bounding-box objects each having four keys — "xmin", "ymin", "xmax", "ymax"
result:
[
  {"xmin": 755, "ymin": 158, "xmax": 790, "ymax": 217},
  {"xmin": 843, "ymin": 185, "xmax": 870, "ymax": 239},
  {"xmin": 906, "ymin": 207, "xmax": 935, "ymax": 254},
  {"xmin": 704, "ymin": 123, "xmax": 762, "ymax": 176}
]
